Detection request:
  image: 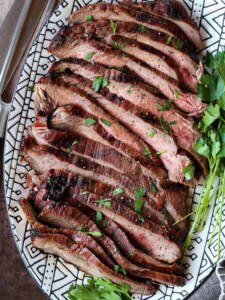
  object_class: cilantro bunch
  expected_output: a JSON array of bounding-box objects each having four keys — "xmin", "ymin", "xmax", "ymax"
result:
[
  {"xmin": 68, "ymin": 277, "xmax": 133, "ymax": 300},
  {"xmin": 182, "ymin": 51, "xmax": 225, "ymax": 258}
]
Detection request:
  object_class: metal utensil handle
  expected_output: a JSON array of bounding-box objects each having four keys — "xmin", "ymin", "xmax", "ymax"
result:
[
  {"xmin": 0, "ymin": 0, "xmax": 32, "ymax": 93},
  {"xmin": 0, "ymin": 102, "xmax": 10, "ymax": 138}
]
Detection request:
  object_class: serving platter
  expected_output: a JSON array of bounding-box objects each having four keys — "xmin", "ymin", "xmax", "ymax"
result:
[{"xmin": 4, "ymin": 0, "xmax": 225, "ymax": 299}]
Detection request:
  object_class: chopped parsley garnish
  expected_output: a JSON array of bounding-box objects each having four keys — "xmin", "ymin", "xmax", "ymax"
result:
[
  {"xmin": 92, "ymin": 76, "xmax": 109, "ymax": 92},
  {"xmin": 138, "ymin": 214, "xmax": 145, "ymax": 222},
  {"xmin": 96, "ymin": 211, "xmax": 103, "ymax": 222},
  {"xmin": 138, "ymin": 24, "xmax": 148, "ymax": 33},
  {"xmin": 174, "ymin": 89, "xmax": 180, "ymax": 98},
  {"xmin": 86, "ymin": 15, "xmax": 93, "ymax": 21},
  {"xmin": 164, "ymin": 211, "xmax": 169, "ymax": 221},
  {"xmin": 134, "ymin": 187, "xmax": 146, "ymax": 215},
  {"xmin": 112, "ymin": 40, "xmax": 125, "ymax": 49},
  {"xmin": 156, "ymin": 150, "xmax": 167, "ymax": 156},
  {"xmin": 150, "ymin": 182, "xmax": 157, "ymax": 194},
  {"xmin": 176, "ymin": 39, "xmax": 184, "ymax": 50},
  {"xmin": 114, "ymin": 265, "xmax": 127, "ymax": 275},
  {"xmin": 147, "ymin": 128, "xmax": 157, "ymax": 138},
  {"xmin": 100, "ymin": 118, "xmax": 112, "ymax": 127},
  {"xmin": 110, "ymin": 19, "xmax": 117, "ymax": 35},
  {"xmin": 95, "ymin": 198, "xmax": 112, "ymax": 208},
  {"xmin": 76, "ymin": 225, "xmax": 102, "ymax": 236},
  {"xmin": 67, "ymin": 277, "xmax": 133, "ymax": 300},
  {"xmin": 113, "ymin": 187, "xmax": 125, "ymax": 195},
  {"xmin": 85, "ymin": 52, "xmax": 95, "ymax": 65},
  {"xmin": 160, "ymin": 116, "xmax": 177, "ymax": 134},
  {"xmin": 28, "ymin": 85, "xmax": 34, "ymax": 92},
  {"xmin": 166, "ymin": 35, "xmax": 173, "ymax": 45},
  {"xmin": 84, "ymin": 117, "xmax": 96, "ymax": 126},
  {"xmin": 80, "ymin": 191, "xmax": 89, "ymax": 195},
  {"xmin": 183, "ymin": 165, "xmax": 195, "ymax": 181},
  {"xmin": 66, "ymin": 36, "xmax": 73, "ymax": 42},
  {"xmin": 144, "ymin": 148, "xmax": 151, "ymax": 156},
  {"xmin": 157, "ymin": 99, "xmax": 173, "ymax": 111}
]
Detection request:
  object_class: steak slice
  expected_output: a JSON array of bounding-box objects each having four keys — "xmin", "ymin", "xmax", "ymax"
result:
[
  {"xmin": 49, "ymin": 20, "xmax": 202, "ymax": 93},
  {"xmin": 133, "ymin": 0, "xmax": 203, "ymax": 49},
  {"xmin": 49, "ymin": 34, "xmax": 205, "ymax": 116},
  {"xmin": 36, "ymin": 75, "xmax": 195, "ymax": 185},
  {"xmin": 38, "ymin": 199, "xmax": 182, "ymax": 263},
  {"xmin": 21, "ymin": 198, "xmax": 114, "ymax": 268},
  {"xmin": 50, "ymin": 106, "xmax": 173, "ymax": 190},
  {"xmin": 62, "ymin": 193, "xmax": 183, "ymax": 263},
  {"xmin": 49, "ymin": 60, "xmax": 207, "ymax": 177},
  {"xmin": 67, "ymin": 2, "xmax": 195, "ymax": 49},
  {"xmin": 26, "ymin": 172, "xmax": 185, "ymax": 275},
  {"xmin": 37, "ymin": 201, "xmax": 184, "ymax": 285},
  {"xmin": 31, "ymin": 232, "xmax": 158, "ymax": 294}
]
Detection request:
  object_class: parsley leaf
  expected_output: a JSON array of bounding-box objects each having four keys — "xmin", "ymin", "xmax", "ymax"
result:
[
  {"xmin": 198, "ymin": 74, "xmax": 224, "ymax": 102},
  {"xmin": 110, "ymin": 19, "xmax": 117, "ymax": 35},
  {"xmin": 138, "ymin": 24, "xmax": 148, "ymax": 33},
  {"xmin": 112, "ymin": 40, "xmax": 125, "ymax": 49},
  {"xmin": 144, "ymin": 148, "xmax": 151, "ymax": 156},
  {"xmin": 84, "ymin": 118, "xmax": 96, "ymax": 126},
  {"xmin": 67, "ymin": 277, "xmax": 133, "ymax": 300},
  {"xmin": 150, "ymin": 182, "xmax": 157, "ymax": 194},
  {"xmin": 28, "ymin": 85, "xmax": 34, "ymax": 92},
  {"xmin": 157, "ymin": 99, "xmax": 173, "ymax": 111},
  {"xmin": 166, "ymin": 36, "xmax": 173, "ymax": 45},
  {"xmin": 147, "ymin": 128, "xmax": 157, "ymax": 138},
  {"xmin": 202, "ymin": 103, "xmax": 220, "ymax": 128},
  {"xmin": 100, "ymin": 118, "xmax": 112, "ymax": 127},
  {"xmin": 176, "ymin": 39, "xmax": 184, "ymax": 50},
  {"xmin": 183, "ymin": 165, "xmax": 195, "ymax": 181},
  {"xmin": 95, "ymin": 198, "xmax": 112, "ymax": 208},
  {"xmin": 174, "ymin": 89, "xmax": 180, "ymax": 98},
  {"xmin": 134, "ymin": 187, "xmax": 146, "ymax": 214},
  {"xmin": 85, "ymin": 51, "xmax": 95, "ymax": 62},
  {"xmin": 86, "ymin": 15, "xmax": 93, "ymax": 21},
  {"xmin": 113, "ymin": 187, "xmax": 125, "ymax": 195},
  {"xmin": 96, "ymin": 211, "xmax": 103, "ymax": 222},
  {"xmin": 92, "ymin": 76, "xmax": 109, "ymax": 92}
]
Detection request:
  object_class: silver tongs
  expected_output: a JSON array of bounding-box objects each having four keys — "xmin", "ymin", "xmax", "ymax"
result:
[{"xmin": 0, "ymin": 0, "xmax": 58, "ymax": 139}]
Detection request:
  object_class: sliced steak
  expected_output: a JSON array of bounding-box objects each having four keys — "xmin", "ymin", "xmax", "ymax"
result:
[
  {"xmin": 31, "ymin": 232, "xmax": 158, "ymax": 294},
  {"xmin": 133, "ymin": 0, "xmax": 203, "ymax": 49},
  {"xmin": 50, "ymin": 106, "xmax": 174, "ymax": 190},
  {"xmin": 73, "ymin": 200, "xmax": 185, "ymax": 276},
  {"xmin": 38, "ymin": 199, "xmax": 182, "ymax": 264},
  {"xmin": 48, "ymin": 34, "xmax": 205, "ymax": 116},
  {"xmin": 36, "ymin": 75, "xmax": 195, "ymax": 185},
  {"xmin": 49, "ymin": 60, "xmax": 207, "ymax": 177},
  {"xmin": 21, "ymin": 198, "xmax": 114, "ymax": 268},
  {"xmin": 35, "ymin": 77, "xmax": 157, "ymax": 161},
  {"xmin": 48, "ymin": 20, "xmax": 203, "ymax": 93},
  {"xmin": 67, "ymin": 2, "xmax": 195, "ymax": 49}
]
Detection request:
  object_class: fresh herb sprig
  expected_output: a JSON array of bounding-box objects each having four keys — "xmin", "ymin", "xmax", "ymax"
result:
[
  {"xmin": 68, "ymin": 277, "xmax": 133, "ymax": 300},
  {"xmin": 178, "ymin": 51, "xmax": 225, "ymax": 258}
]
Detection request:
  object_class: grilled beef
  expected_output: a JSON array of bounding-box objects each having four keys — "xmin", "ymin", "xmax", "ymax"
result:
[
  {"xmin": 31, "ymin": 232, "xmax": 158, "ymax": 294},
  {"xmin": 48, "ymin": 31, "xmax": 205, "ymax": 116},
  {"xmin": 35, "ymin": 75, "xmax": 196, "ymax": 185},
  {"xmin": 49, "ymin": 60, "xmax": 207, "ymax": 176},
  {"xmin": 133, "ymin": 0, "xmax": 203, "ymax": 49},
  {"xmin": 38, "ymin": 199, "xmax": 182, "ymax": 264},
  {"xmin": 21, "ymin": 198, "xmax": 114, "ymax": 268},
  {"xmin": 48, "ymin": 20, "xmax": 202, "ymax": 93},
  {"xmin": 67, "ymin": 2, "xmax": 195, "ymax": 50}
]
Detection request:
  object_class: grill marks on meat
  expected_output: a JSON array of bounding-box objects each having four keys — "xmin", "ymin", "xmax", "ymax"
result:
[
  {"xmin": 48, "ymin": 30, "xmax": 205, "ymax": 116},
  {"xmin": 67, "ymin": 2, "xmax": 195, "ymax": 50},
  {"xmin": 48, "ymin": 19, "xmax": 202, "ymax": 94},
  {"xmin": 31, "ymin": 232, "xmax": 158, "ymax": 294},
  {"xmin": 133, "ymin": 0, "xmax": 203, "ymax": 49},
  {"xmin": 19, "ymin": 1, "xmax": 207, "ymax": 290},
  {"xmin": 21, "ymin": 198, "xmax": 114, "ymax": 268},
  {"xmin": 49, "ymin": 60, "xmax": 207, "ymax": 177},
  {"xmin": 36, "ymin": 74, "xmax": 195, "ymax": 185},
  {"xmin": 22, "ymin": 198, "xmax": 184, "ymax": 285}
]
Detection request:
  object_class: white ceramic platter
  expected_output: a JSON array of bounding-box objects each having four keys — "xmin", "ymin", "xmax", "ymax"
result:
[{"xmin": 4, "ymin": 0, "xmax": 225, "ymax": 299}]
